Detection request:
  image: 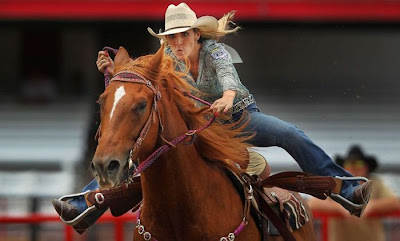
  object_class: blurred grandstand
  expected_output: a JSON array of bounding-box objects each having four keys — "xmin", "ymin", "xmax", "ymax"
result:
[{"xmin": 0, "ymin": 0, "xmax": 399, "ymax": 240}]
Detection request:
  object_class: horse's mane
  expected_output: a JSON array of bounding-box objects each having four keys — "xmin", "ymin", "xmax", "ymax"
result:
[{"xmin": 114, "ymin": 46, "xmax": 253, "ymax": 171}]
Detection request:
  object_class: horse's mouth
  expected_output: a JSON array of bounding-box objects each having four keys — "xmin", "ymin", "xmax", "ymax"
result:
[{"xmin": 94, "ymin": 168, "xmax": 125, "ymax": 188}]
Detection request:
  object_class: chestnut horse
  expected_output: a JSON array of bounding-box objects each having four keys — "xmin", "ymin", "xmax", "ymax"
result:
[{"xmin": 91, "ymin": 46, "xmax": 315, "ymax": 241}]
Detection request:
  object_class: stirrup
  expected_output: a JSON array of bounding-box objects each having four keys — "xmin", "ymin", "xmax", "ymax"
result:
[
  {"xmin": 330, "ymin": 176, "xmax": 370, "ymax": 216},
  {"xmin": 58, "ymin": 190, "xmax": 98, "ymax": 226}
]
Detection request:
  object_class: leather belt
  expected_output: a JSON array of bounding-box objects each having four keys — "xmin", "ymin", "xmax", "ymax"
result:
[{"xmin": 232, "ymin": 95, "xmax": 255, "ymax": 114}]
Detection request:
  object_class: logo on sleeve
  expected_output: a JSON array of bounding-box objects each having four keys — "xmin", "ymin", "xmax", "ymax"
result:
[{"xmin": 211, "ymin": 48, "xmax": 228, "ymax": 60}]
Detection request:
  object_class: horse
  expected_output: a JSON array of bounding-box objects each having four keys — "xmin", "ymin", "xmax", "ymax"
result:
[{"xmin": 91, "ymin": 45, "xmax": 316, "ymax": 241}]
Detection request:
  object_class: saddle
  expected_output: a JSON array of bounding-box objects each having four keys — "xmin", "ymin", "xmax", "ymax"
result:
[{"xmin": 233, "ymin": 151, "xmax": 339, "ymax": 241}]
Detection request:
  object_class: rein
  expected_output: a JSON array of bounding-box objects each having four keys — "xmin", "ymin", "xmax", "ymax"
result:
[{"xmin": 133, "ymin": 114, "xmax": 215, "ymax": 175}]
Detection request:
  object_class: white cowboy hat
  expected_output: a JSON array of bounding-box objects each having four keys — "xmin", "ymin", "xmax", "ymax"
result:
[{"xmin": 147, "ymin": 3, "xmax": 219, "ymax": 38}]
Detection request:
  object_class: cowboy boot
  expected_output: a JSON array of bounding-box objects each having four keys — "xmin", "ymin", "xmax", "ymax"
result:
[
  {"xmin": 52, "ymin": 199, "xmax": 79, "ymax": 222},
  {"xmin": 52, "ymin": 177, "xmax": 143, "ymax": 234},
  {"xmin": 350, "ymin": 180, "xmax": 373, "ymax": 217},
  {"xmin": 51, "ymin": 198, "xmax": 106, "ymax": 234},
  {"xmin": 331, "ymin": 178, "xmax": 373, "ymax": 217}
]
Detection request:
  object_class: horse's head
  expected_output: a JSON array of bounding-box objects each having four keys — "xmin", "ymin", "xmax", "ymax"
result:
[{"xmin": 91, "ymin": 47, "xmax": 164, "ymax": 187}]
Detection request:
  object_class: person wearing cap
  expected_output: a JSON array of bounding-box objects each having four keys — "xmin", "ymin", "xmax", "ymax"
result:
[
  {"xmin": 308, "ymin": 145, "xmax": 400, "ymax": 241},
  {"xmin": 53, "ymin": 2, "xmax": 373, "ymax": 233}
]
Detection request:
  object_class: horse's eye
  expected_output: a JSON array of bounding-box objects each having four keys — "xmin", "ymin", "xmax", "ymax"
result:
[{"xmin": 137, "ymin": 101, "xmax": 147, "ymax": 112}]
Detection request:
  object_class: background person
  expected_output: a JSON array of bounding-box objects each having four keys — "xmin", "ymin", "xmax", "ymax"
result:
[{"xmin": 308, "ymin": 145, "xmax": 400, "ymax": 241}]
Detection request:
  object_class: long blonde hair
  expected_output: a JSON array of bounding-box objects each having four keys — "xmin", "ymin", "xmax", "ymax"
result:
[{"xmin": 199, "ymin": 11, "xmax": 240, "ymax": 41}]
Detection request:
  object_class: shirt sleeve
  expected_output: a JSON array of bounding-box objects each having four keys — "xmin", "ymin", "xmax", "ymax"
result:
[{"xmin": 208, "ymin": 44, "xmax": 241, "ymax": 92}]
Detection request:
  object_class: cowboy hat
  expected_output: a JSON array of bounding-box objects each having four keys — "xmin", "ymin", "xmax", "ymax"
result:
[
  {"xmin": 147, "ymin": 3, "xmax": 219, "ymax": 38},
  {"xmin": 335, "ymin": 145, "xmax": 378, "ymax": 172}
]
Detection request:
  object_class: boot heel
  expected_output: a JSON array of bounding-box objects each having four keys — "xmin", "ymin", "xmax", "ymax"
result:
[
  {"xmin": 330, "ymin": 193, "xmax": 367, "ymax": 217},
  {"xmin": 331, "ymin": 178, "xmax": 373, "ymax": 217}
]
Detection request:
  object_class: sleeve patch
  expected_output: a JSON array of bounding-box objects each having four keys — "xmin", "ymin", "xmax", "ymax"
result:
[{"xmin": 211, "ymin": 48, "xmax": 228, "ymax": 60}]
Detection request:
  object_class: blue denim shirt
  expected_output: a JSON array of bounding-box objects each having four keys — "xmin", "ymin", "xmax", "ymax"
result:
[{"xmin": 165, "ymin": 39, "xmax": 250, "ymax": 105}]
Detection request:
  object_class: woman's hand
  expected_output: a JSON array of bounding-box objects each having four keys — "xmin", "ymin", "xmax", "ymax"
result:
[
  {"xmin": 210, "ymin": 90, "xmax": 236, "ymax": 114},
  {"xmin": 96, "ymin": 51, "xmax": 115, "ymax": 76}
]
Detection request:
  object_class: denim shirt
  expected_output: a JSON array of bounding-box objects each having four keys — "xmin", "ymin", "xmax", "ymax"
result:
[{"xmin": 165, "ymin": 39, "xmax": 250, "ymax": 105}]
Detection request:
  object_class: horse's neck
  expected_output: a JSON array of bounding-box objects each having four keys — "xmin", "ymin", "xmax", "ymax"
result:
[
  {"xmin": 140, "ymin": 143, "xmax": 208, "ymax": 204},
  {"xmin": 140, "ymin": 145, "xmax": 244, "ymax": 239},
  {"xmin": 140, "ymin": 114, "xmax": 224, "ymax": 210},
  {"xmin": 138, "ymin": 104, "xmax": 245, "ymax": 240}
]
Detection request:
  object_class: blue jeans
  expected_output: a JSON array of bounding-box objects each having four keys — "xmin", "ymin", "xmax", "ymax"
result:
[
  {"xmin": 69, "ymin": 179, "xmax": 106, "ymax": 226},
  {"xmin": 232, "ymin": 101, "xmax": 358, "ymax": 201}
]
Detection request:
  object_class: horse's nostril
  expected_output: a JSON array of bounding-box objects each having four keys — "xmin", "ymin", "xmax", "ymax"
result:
[{"xmin": 108, "ymin": 160, "xmax": 120, "ymax": 174}]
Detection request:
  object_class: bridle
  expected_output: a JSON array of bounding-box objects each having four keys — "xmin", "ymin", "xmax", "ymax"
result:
[
  {"xmin": 97, "ymin": 64, "xmax": 217, "ymax": 177},
  {"xmin": 110, "ymin": 71, "xmax": 163, "ymax": 165}
]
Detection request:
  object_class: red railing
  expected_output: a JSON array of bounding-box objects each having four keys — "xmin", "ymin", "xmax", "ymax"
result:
[
  {"xmin": 313, "ymin": 210, "xmax": 400, "ymax": 241},
  {"xmin": 1, "ymin": 211, "xmax": 400, "ymax": 241},
  {"xmin": 0, "ymin": 212, "xmax": 137, "ymax": 241}
]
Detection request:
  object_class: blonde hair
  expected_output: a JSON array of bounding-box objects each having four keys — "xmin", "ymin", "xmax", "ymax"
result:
[{"xmin": 200, "ymin": 11, "xmax": 240, "ymax": 41}]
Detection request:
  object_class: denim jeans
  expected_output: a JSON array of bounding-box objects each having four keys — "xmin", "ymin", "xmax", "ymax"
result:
[
  {"xmin": 69, "ymin": 179, "xmax": 106, "ymax": 226},
  {"xmin": 232, "ymin": 101, "xmax": 358, "ymax": 201}
]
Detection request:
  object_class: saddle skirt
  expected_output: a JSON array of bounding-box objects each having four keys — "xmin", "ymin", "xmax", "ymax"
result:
[{"xmin": 231, "ymin": 151, "xmax": 310, "ymax": 235}]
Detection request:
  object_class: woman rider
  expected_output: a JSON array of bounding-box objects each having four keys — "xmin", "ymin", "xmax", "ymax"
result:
[{"xmin": 53, "ymin": 2, "xmax": 372, "ymax": 233}]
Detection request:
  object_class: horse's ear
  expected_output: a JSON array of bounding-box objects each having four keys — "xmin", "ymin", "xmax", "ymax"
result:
[
  {"xmin": 149, "ymin": 44, "xmax": 165, "ymax": 72},
  {"xmin": 114, "ymin": 47, "xmax": 130, "ymax": 67}
]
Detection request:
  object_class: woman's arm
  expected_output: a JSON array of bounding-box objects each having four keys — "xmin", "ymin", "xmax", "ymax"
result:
[
  {"xmin": 208, "ymin": 43, "xmax": 241, "ymax": 114},
  {"xmin": 210, "ymin": 89, "xmax": 236, "ymax": 114}
]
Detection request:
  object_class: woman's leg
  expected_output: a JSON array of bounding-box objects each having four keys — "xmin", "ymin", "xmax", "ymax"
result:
[
  {"xmin": 53, "ymin": 161, "xmax": 140, "ymax": 233},
  {"xmin": 68, "ymin": 179, "xmax": 100, "ymax": 212},
  {"xmin": 244, "ymin": 108, "xmax": 358, "ymax": 202}
]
